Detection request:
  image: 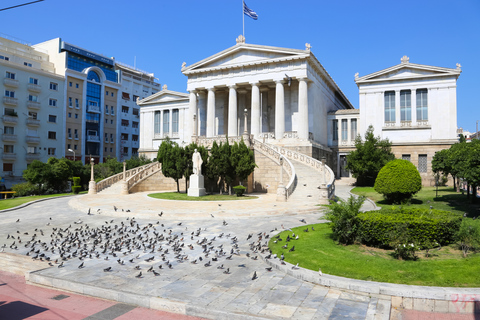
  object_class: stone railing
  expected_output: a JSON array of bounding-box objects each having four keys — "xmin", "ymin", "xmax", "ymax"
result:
[
  {"xmin": 251, "ymin": 139, "xmax": 296, "ymax": 199},
  {"xmin": 127, "ymin": 162, "xmax": 162, "ymax": 190},
  {"xmin": 96, "ymin": 162, "xmax": 160, "ymax": 193},
  {"xmin": 196, "ymin": 134, "xmax": 253, "ymax": 148},
  {"xmin": 263, "ymin": 143, "xmax": 335, "ymax": 201}
]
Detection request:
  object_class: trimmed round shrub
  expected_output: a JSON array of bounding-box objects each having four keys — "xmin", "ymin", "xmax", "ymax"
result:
[
  {"xmin": 357, "ymin": 207, "xmax": 461, "ymax": 248},
  {"xmin": 374, "ymin": 159, "xmax": 421, "ymax": 204},
  {"xmin": 233, "ymin": 185, "xmax": 246, "ymax": 197}
]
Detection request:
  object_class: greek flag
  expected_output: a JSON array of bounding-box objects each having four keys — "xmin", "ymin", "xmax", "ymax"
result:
[{"xmin": 243, "ymin": 1, "xmax": 258, "ymax": 20}]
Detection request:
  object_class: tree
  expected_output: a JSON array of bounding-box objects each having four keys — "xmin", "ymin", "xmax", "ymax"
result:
[
  {"xmin": 462, "ymin": 139, "xmax": 480, "ymax": 202},
  {"xmin": 325, "ymin": 195, "xmax": 366, "ymax": 245},
  {"xmin": 374, "ymin": 159, "xmax": 422, "ymax": 204},
  {"xmin": 157, "ymin": 138, "xmax": 185, "ymax": 192},
  {"xmin": 234, "ymin": 139, "xmax": 256, "ymax": 185},
  {"xmin": 206, "ymin": 141, "xmax": 222, "ymax": 193},
  {"xmin": 432, "ymin": 148, "xmax": 455, "ymax": 189},
  {"xmin": 219, "ymin": 141, "xmax": 234, "ymax": 194},
  {"xmin": 183, "ymin": 142, "xmax": 208, "ymax": 191},
  {"xmin": 346, "ymin": 125, "xmax": 395, "ymax": 186}
]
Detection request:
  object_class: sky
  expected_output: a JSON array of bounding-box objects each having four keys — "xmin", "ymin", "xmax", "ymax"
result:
[{"xmin": 1, "ymin": 0, "xmax": 479, "ymax": 132}]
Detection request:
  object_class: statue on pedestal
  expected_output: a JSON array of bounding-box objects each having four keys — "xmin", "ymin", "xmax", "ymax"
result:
[{"xmin": 192, "ymin": 149, "xmax": 202, "ymax": 175}]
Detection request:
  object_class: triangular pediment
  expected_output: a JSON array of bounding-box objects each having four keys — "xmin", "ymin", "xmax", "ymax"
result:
[
  {"xmin": 183, "ymin": 43, "xmax": 308, "ymax": 74},
  {"xmin": 356, "ymin": 60, "xmax": 461, "ymax": 84},
  {"xmin": 138, "ymin": 89, "xmax": 188, "ymax": 106}
]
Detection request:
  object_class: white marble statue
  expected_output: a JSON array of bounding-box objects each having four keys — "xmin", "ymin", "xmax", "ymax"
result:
[{"xmin": 192, "ymin": 149, "xmax": 202, "ymax": 175}]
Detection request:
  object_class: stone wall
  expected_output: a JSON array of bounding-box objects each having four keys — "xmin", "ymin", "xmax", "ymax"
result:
[
  {"xmin": 129, "ymin": 171, "xmax": 187, "ymax": 193},
  {"xmin": 252, "ymin": 149, "xmax": 284, "ymax": 194}
]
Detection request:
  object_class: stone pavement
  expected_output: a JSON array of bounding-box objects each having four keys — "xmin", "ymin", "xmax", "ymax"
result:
[{"xmin": 0, "ymin": 189, "xmax": 478, "ymax": 319}]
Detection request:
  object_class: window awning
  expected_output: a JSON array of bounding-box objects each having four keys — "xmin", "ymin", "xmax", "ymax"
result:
[{"xmin": 122, "ymin": 92, "xmax": 130, "ymax": 100}]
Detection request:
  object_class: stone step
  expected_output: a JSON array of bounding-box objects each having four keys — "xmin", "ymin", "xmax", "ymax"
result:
[
  {"xmin": 0, "ymin": 252, "xmax": 49, "ymax": 277},
  {"xmin": 288, "ymin": 161, "xmax": 323, "ymax": 203}
]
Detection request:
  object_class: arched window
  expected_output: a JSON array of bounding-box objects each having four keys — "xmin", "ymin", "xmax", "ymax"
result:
[{"xmin": 87, "ymin": 71, "xmax": 100, "ymax": 82}]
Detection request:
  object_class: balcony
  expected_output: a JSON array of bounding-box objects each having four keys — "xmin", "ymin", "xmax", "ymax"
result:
[
  {"xmin": 26, "ymin": 153, "xmax": 41, "ymax": 161},
  {"xmin": 87, "ymin": 105, "xmax": 101, "ymax": 113},
  {"xmin": 87, "ymin": 135, "xmax": 100, "ymax": 143},
  {"xmin": 3, "ymin": 96, "xmax": 18, "ymax": 106},
  {"xmin": 2, "ymin": 134, "xmax": 17, "ymax": 142},
  {"xmin": 27, "ymin": 101, "xmax": 41, "ymax": 109},
  {"xmin": 2, "ymin": 153, "xmax": 16, "ymax": 161},
  {"xmin": 3, "ymin": 78, "xmax": 19, "ymax": 88},
  {"xmin": 2, "ymin": 115, "xmax": 18, "ymax": 124},
  {"xmin": 26, "ymin": 118, "xmax": 40, "ymax": 126},
  {"xmin": 27, "ymin": 83, "xmax": 41, "ymax": 93},
  {"xmin": 26, "ymin": 135, "xmax": 40, "ymax": 144}
]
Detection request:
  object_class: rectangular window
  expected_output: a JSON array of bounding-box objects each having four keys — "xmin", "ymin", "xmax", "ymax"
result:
[
  {"xmin": 74, "ymin": 129, "xmax": 78, "ymax": 139},
  {"xmin": 76, "ymin": 83, "xmax": 79, "ymax": 88},
  {"xmin": 50, "ymin": 82, "xmax": 58, "ymax": 91},
  {"xmin": 122, "ymin": 106, "xmax": 129, "ymax": 113},
  {"xmin": 111, "ymin": 92, "xmax": 114, "ymax": 97},
  {"xmin": 67, "ymin": 144, "xmax": 71, "ymax": 150},
  {"xmin": 74, "ymin": 144, "xmax": 77, "ymax": 150},
  {"xmin": 110, "ymin": 133, "xmax": 114, "ymax": 143},
  {"xmin": 132, "ymin": 134, "xmax": 139, "ymax": 142},
  {"xmin": 341, "ymin": 119, "xmax": 348, "ymax": 141},
  {"xmin": 418, "ymin": 154, "xmax": 428, "ymax": 173},
  {"xmin": 27, "ymin": 146, "xmax": 37, "ymax": 154},
  {"xmin": 172, "ymin": 109, "xmax": 179, "ymax": 133},
  {"xmin": 121, "ymin": 133, "xmax": 128, "ymax": 141},
  {"xmin": 69, "ymin": 82, "xmax": 72, "ymax": 87},
  {"xmin": 106, "ymin": 91, "xmax": 109, "ymax": 96},
  {"xmin": 28, "ymin": 95, "xmax": 38, "ymax": 102},
  {"xmin": 154, "ymin": 111, "xmax": 161, "ymax": 134},
  {"xmin": 28, "ymin": 111, "xmax": 37, "ymax": 119},
  {"xmin": 4, "ymin": 126, "xmax": 14, "ymax": 134},
  {"xmin": 68, "ymin": 97, "xmax": 72, "ymax": 107},
  {"xmin": 105, "ymin": 147, "xmax": 107, "ymax": 152},
  {"xmin": 48, "ymin": 131, "xmax": 56, "ymax": 139},
  {"xmin": 400, "ymin": 90, "xmax": 411, "ymax": 121},
  {"xmin": 68, "ymin": 128, "xmax": 72, "ymax": 139},
  {"xmin": 48, "ymin": 148, "xmax": 56, "ymax": 155},
  {"xmin": 48, "ymin": 115, "xmax": 57, "ymax": 123},
  {"xmin": 68, "ymin": 112, "xmax": 72, "ymax": 118},
  {"xmin": 29, "ymin": 77, "xmax": 38, "ymax": 84},
  {"xmin": 110, "ymin": 148, "xmax": 113, "ymax": 152},
  {"xmin": 105, "ymin": 105, "xmax": 109, "ymax": 114},
  {"xmin": 110, "ymin": 119, "xmax": 113, "ymax": 124},
  {"xmin": 5, "ymin": 108, "xmax": 16, "ymax": 116},
  {"xmin": 123, "ymin": 147, "xmax": 128, "ymax": 154},
  {"xmin": 121, "ymin": 119, "xmax": 129, "ymax": 127},
  {"xmin": 0, "ymin": 55, "xmax": 10, "ymax": 61},
  {"xmin": 105, "ymin": 133, "xmax": 108, "ymax": 142},
  {"xmin": 5, "ymin": 90, "xmax": 15, "ymax": 98},
  {"xmin": 133, "ymin": 95, "xmax": 139, "ymax": 102},
  {"xmin": 163, "ymin": 110, "xmax": 170, "ymax": 133},
  {"xmin": 105, "ymin": 119, "xmax": 108, "ymax": 124},
  {"xmin": 75, "ymin": 113, "xmax": 78, "ymax": 119},
  {"xmin": 416, "ymin": 89, "xmax": 428, "ymax": 121},
  {"xmin": 4, "ymin": 145, "xmax": 14, "ymax": 153},
  {"xmin": 3, "ymin": 163, "xmax": 13, "ymax": 172},
  {"xmin": 5, "ymin": 71, "xmax": 15, "ymax": 79},
  {"xmin": 132, "ymin": 121, "xmax": 139, "ymax": 129},
  {"xmin": 350, "ymin": 119, "xmax": 357, "ymax": 140},
  {"xmin": 332, "ymin": 120, "xmax": 338, "ymax": 141},
  {"xmin": 384, "ymin": 91, "xmax": 395, "ymax": 122},
  {"xmin": 75, "ymin": 98, "xmax": 79, "ymax": 108},
  {"xmin": 24, "ymin": 62, "xmax": 32, "ymax": 67},
  {"xmin": 132, "ymin": 108, "xmax": 139, "ymax": 116},
  {"xmin": 49, "ymin": 98, "xmax": 57, "ymax": 107},
  {"xmin": 402, "ymin": 154, "xmax": 411, "ymax": 161},
  {"xmin": 111, "ymin": 106, "xmax": 114, "ymax": 115}
]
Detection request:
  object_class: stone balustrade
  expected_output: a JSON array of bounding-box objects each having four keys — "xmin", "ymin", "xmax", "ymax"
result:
[
  {"xmin": 96, "ymin": 162, "xmax": 161, "ymax": 193},
  {"xmin": 127, "ymin": 162, "xmax": 162, "ymax": 190}
]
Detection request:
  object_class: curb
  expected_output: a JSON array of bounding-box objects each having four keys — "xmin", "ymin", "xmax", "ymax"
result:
[
  {"xmin": 347, "ymin": 187, "xmax": 380, "ymax": 211},
  {"xmin": 0, "ymin": 194, "xmax": 80, "ymax": 213}
]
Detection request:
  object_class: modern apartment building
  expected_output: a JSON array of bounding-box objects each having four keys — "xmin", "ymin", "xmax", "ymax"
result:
[{"xmin": 0, "ymin": 36, "xmax": 64, "ymax": 186}]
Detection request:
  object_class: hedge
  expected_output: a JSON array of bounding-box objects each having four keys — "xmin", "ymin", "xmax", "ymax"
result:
[
  {"xmin": 233, "ymin": 185, "xmax": 246, "ymax": 197},
  {"xmin": 358, "ymin": 207, "xmax": 461, "ymax": 248}
]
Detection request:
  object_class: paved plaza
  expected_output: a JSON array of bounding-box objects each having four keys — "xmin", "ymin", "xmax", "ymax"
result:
[{"xmin": 0, "ymin": 186, "xmax": 478, "ymax": 319}]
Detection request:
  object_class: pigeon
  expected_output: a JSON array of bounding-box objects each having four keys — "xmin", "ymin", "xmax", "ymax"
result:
[
  {"xmin": 16, "ymin": 219, "xmax": 20, "ymax": 223},
  {"xmin": 252, "ymin": 271, "xmax": 258, "ymax": 280},
  {"xmin": 135, "ymin": 272, "xmax": 142, "ymax": 278},
  {"xmin": 292, "ymin": 263, "xmax": 299, "ymax": 270},
  {"xmin": 158, "ymin": 212, "xmax": 163, "ymax": 217},
  {"xmin": 223, "ymin": 268, "xmax": 230, "ymax": 274},
  {"xmin": 318, "ymin": 268, "xmax": 323, "ymax": 276},
  {"xmin": 300, "ymin": 219, "xmax": 306, "ymax": 224},
  {"xmin": 289, "ymin": 246, "xmax": 295, "ymax": 252},
  {"xmin": 58, "ymin": 262, "xmax": 64, "ymax": 268},
  {"xmin": 211, "ymin": 214, "xmax": 215, "ymax": 218},
  {"xmin": 78, "ymin": 262, "xmax": 84, "ymax": 269},
  {"xmin": 265, "ymin": 267, "xmax": 273, "ymax": 272},
  {"xmin": 152, "ymin": 270, "xmax": 160, "ymax": 276},
  {"xmin": 104, "ymin": 267, "xmax": 112, "ymax": 272}
]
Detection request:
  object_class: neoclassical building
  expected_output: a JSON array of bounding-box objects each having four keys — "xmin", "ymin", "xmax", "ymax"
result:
[{"xmin": 140, "ymin": 36, "xmax": 353, "ymax": 164}]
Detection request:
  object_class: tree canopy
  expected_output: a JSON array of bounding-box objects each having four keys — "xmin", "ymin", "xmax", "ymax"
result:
[{"xmin": 346, "ymin": 125, "xmax": 395, "ymax": 186}]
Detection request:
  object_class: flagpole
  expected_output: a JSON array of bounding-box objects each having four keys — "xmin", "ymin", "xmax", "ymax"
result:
[{"xmin": 242, "ymin": 0, "xmax": 245, "ymax": 38}]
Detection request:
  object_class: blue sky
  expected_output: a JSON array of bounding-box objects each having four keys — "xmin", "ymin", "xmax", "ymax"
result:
[{"xmin": 2, "ymin": 0, "xmax": 479, "ymax": 132}]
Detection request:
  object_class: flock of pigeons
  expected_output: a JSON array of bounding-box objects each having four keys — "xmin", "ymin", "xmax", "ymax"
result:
[{"xmin": 3, "ymin": 207, "xmax": 311, "ymax": 281}]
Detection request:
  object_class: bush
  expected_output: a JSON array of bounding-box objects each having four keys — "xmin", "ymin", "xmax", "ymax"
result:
[
  {"xmin": 325, "ymin": 195, "xmax": 366, "ymax": 245},
  {"xmin": 374, "ymin": 159, "xmax": 422, "ymax": 204},
  {"xmin": 233, "ymin": 185, "xmax": 246, "ymax": 197},
  {"xmin": 456, "ymin": 219, "xmax": 480, "ymax": 257},
  {"xmin": 72, "ymin": 186, "xmax": 82, "ymax": 194},
  {"xmin": 358, "ymin": 207, "xmax": 461, "ymax": 249},
  {"xmin": 11, "ymin": 182, "xmax": 42, "ymax": 197}
]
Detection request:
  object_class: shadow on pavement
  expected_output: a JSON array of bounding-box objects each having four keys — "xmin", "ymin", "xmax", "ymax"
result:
[{"xmin": 0, "ymin": 301, "xmax": 48, "ymax": 320}]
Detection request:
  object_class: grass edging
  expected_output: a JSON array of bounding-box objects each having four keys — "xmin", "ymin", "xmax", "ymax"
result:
[
  {"xmin": 0, "ymin": 193, "xmax": 82, "ymax": 212},
  {"xmin": 147, "ymin": 192, "xmax": 258, "ymax": 201}
]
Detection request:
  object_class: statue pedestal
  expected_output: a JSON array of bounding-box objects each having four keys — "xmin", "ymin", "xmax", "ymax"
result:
[
  {"xmin": 119, "ymin": 180, "xmax": 129, "ymax": 195},
  {"xmin": 188, "ymin": 174, "xmax": 206, "ymax": 197},
  {"xmin": 88, "ymin": 180, "xmax": 97, "ymax": 195},
  {"xmin": 276, "ymin": 184, "xmax": 287, "ymax": 202}
]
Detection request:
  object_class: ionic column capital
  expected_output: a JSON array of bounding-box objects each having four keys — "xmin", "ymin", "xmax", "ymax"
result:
[{"xmin": 227, "ymin": 84, "xmax": 238, "ymax": 89}]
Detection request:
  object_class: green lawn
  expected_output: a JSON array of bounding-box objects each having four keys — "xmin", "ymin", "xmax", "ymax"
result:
[
  {"xmin": 148, "ymin": 192, "xmax": 258, "ymax": 201},
  {"xmin": 0, "ymin": 192, "xmax": 84, "ymax": 211},
  {"xmin": 269, "ymin": 223, "xmax": 480, "ymax": 287},
  {"xmin": 351, "ymin": 186, "xmax": 480, "ymax": 217}
]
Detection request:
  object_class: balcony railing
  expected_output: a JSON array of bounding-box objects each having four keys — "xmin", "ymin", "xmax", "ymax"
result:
[
  {"xmin": 26, "ymin": 153, "xmax": 41, "ymax": 161},
  {"xmin": 2, "ymin": 115, "xmax": 18, "ymax": 124},
  {"xmin": 87, "ymin": 105, "xmax": 101, "ymax": 113},
  {"xmin": 27, "ymin": 101, "xmax": 41, "ymax": 109},
  {"xmin": 3, "ymin": 96, "xmax": 18, "ymax": 106},
  {"xmin": 2, "ymin": 153, "xmax": 16, "ymax": 161},
  {"xmin": 27, "ymin": 83, "xmax": 41, "ymax": 93},
  {"xmin": 87, "ymin": 135, "xmax": 100, "ymax": 143},
  {"xmin": 3, "ymin": 78, "xmax": 19, "ymax": 88},
  {"xmin": 26, "ymin": 118, "xmax": 40, "ymax": 126},
  {"xmin": 26, "ymin": 135, "xmax": 40, "ymax": 144},
  {"xmin": 2, "ymin": 134, "xmax": 17, "ymax": 142}
]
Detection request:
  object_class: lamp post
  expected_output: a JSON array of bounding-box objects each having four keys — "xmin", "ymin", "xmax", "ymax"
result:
[
  {"xmin": 243, "ymin": 108, "xmax": 248, "ymax": 134},
  {"xmin": 88, "ymin": 157, "xmax": 97, "ymax": 194},
  {"xmin": 68, "ymin": 148, "xmax": 75, "ymax": 161}
]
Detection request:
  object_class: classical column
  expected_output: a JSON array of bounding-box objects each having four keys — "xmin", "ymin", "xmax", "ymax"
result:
[
  {"xmin": 347, "ymin": 119, "xmax": 351, "ymax": 145},
  {"xmin": 188, "ymin": 90, "xmax": 197, "ymax": 140},
  {"xmin": 197, "ymin": 92, "xmax": 206, "ymax": 136},
  {"xmin": 227, "ymin": 85, "xmax": 237, "ymax": 137},
  {"xmin": 160, "ymin": 110, "xmax": 164, "ymax": 137},
  {"xmin": 250, "ymin": 82, "xmax": 261, "ymax": 137},
  {"xmin": 395, "ymin": 90, "xmax": 401, "ymax": 126},
  {"xmin": 169, "ymin": 108, "xmax": 173, "ymax": 138},
  {"xmin": 275, "ymin": 80, "xmax": 285, "ymax": 139},
  {"xmin": 298, "ymin": 77, "xmax": 309, "ymax": 140},
  {"xmin": 206, "ymin": 88, "xmax": 216, "ymax": 137},
  {"xmin": 411, "ymin": 89, "xmax": 417, "ymax": 125}
]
